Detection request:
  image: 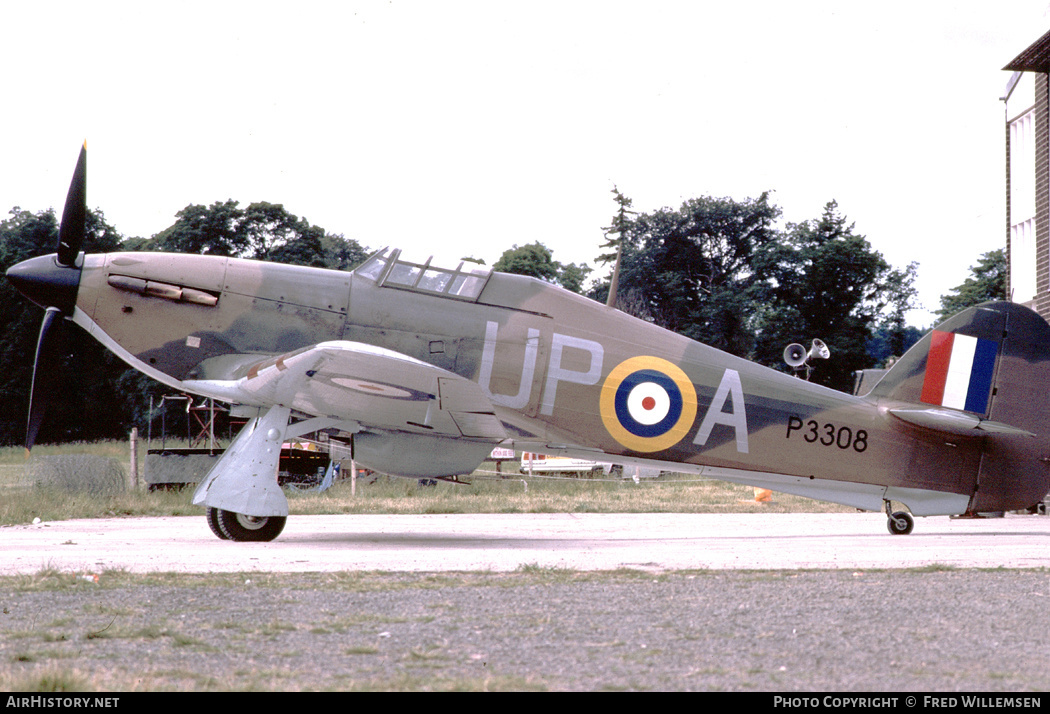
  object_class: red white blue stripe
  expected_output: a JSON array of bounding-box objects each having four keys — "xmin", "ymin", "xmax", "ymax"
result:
[{"xmin": 920, "ymin": 330, "xmax": 998, "ymax": 414}]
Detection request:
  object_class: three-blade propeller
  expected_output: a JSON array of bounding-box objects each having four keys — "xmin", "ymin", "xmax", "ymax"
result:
[{"xmin": 6, "ymin": 143, "xmax": 87, "ymax": 452}]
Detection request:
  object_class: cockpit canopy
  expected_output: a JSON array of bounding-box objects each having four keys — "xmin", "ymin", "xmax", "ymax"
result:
[{"xmin": 353, "ymin": 248, "xmax": 492, "ymax": 301}]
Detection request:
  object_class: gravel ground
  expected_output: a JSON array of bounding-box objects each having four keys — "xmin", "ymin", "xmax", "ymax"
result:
[{"xmin": 1, "ymin": 569, "xmax": 1048, "ymax": 692}]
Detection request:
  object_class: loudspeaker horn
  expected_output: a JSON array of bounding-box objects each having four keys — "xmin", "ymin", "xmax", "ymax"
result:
[
  {"xmin": 783, "ymin": 343, "xmax": 807, "ymax": 368},
  {"xmin": 809, "ymin": 339, "xmax": 830, "ymax": 360}
]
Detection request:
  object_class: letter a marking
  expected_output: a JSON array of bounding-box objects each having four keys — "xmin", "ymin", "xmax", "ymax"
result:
[{"xmin": 693, "ymin": 369, "xmax": 749, "ymax": 453}]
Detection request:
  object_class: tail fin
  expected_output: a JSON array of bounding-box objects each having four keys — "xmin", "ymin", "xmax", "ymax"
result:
[
  {"xmin": 868, "ymin": 301, "xmax": 1040, "ymax": 418},
  {"xmin": 869, "ymin": 301, "xmax": 1050, "ymax": 511}
]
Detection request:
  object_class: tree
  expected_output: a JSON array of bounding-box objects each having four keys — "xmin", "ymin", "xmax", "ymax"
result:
[
  {"xmin": 600, "ymin": 186, "xmax": 636, "ymax": 306},
  {"xmin": 322, "ymin": 233, "xmax": 370, "ymax": 271},
  {"xmin": 935, "ymin": 248, "xmax": 1007, "ymax": 322},
  {"xmin": 875, "ymin": 260, "xmax": 921, "ymax": 359},
  {"xmin": 593, "ymin": 194, "xmax": 922, "ymax": 391},
  {"xmin": 0, "ymin": 197, "xmax": 367, "ymax": 446},
  {"xmin": 152, "ymin": 199, "xmax": 246, "ymax": 256},
  {"xmin": 0, "ymin": 209, "xmax": 60, "ymax": 444},
  {"xmin": 593, "ymin": 193, "xmax": 781, "ymax": 355},
  {"xmin": 151, "ymin": 200, "xmax": 364, "ymax": 269},
  {"xmin": 493, "ymin": 242, "xmax": 592, "ymax": 293},
  {"xmin": 493, "ymin": 242, "xmax": 559, "ymax": 282},
  {"xmin": 557, "ymin": 262, "xmax": 592, "ymax": 294},
  {"xmin": 241, "ymin": 202, "xmax": 324, "ymax": 266},
  {"xmin": 0, "ymin": 207, "xmax": 138, "ymax": 445},
  {"xmin": 867, "ymin": 323, "xmax": 923, "ymax": 368},
  {"xmin": 753, "ymin": 201, "xmax": 905, "ymax": 391}
]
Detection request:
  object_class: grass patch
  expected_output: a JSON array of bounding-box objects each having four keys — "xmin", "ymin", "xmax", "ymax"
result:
[
  {"xmin": 0, "ymin": 566, "xmax": 709, "ymax": 597},
  {"xmin": 3, "ymin": 666, "xmax": 93, "ymax": 692},
  {"xmin": 345, "ymin": 645, "xmax": 380, "ymax": 655},
  {"xmin": 910, "ymin": 563, "xmax": 958, "ymax": 573},
  {"xmin": 0, "ymin": 442, "xmax": 855, "ymax": 528}
]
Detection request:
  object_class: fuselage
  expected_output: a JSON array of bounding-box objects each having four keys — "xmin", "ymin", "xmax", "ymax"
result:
[{"xmin": 65, "ymin": 249, "xmax": 1049, "ymax": 515}]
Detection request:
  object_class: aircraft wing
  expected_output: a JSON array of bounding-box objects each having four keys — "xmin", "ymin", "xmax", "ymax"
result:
[{"xmin": 186, "ymin": 341, "xmax": 507, "ymax": 440}]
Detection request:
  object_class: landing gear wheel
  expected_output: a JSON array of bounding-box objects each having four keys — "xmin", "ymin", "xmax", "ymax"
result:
[
  {"xmin": 887, "ymin": 511, "xmax": 914, "ymax": 535},
  {"xmin": 206, "ymin": 507, "xmax": 230, "ymax": 540},
  {"xmin": 213, "ymin": 508, "xmax": 287, "ymax": 542}
]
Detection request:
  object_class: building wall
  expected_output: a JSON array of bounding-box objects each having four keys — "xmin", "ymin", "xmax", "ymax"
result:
[
  {"xmin": 1037, "ymin": 73, "xmax": 1050, "ymax": 318},
  {"xmin": 1005, "ymin": 71, "xmax": 1046, "ymax": 317}
]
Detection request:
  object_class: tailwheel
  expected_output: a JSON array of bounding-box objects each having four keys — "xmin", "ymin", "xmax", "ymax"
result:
[
  {"xmin": 210, "ymin": 508, "xmax": 286, "ymax": 542},
  {"xmin": 887, "ymin": 510, "xmax": 914, "ymax": 535}
]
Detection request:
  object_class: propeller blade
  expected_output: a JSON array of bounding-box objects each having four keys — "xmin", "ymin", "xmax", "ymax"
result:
[
  {"xmin": 56, "ymin": 142, "xmax": 87, "ymax": 268},
  {"xmin": 25, "ymin": 307, "xmax": 68, "ymax": 452}
]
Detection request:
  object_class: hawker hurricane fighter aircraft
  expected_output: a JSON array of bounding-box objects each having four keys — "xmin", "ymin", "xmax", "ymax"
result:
[{"xmin": 8, "ymin": 147, "xmax": 1050, "ymax": 540}]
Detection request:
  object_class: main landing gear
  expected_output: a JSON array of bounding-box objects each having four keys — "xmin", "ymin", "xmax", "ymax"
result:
[
  {"xmin": 206, "ymin": 507, "xmax": 287, "ymax": 542},
  {"xmin": 884, "ymin": 500, "xmax": 914, "ymax": 535},
  {"xmin": 194, "ymin": 406, "xmax": 299, "ymax": 543}
]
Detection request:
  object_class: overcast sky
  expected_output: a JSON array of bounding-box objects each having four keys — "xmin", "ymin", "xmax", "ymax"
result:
[{"xmin": 4, "ymin": 1, "xmax": 1050, "ymax": 325}]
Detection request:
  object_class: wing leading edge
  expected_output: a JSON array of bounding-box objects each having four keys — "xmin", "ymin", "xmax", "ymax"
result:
[{"xmin": 184, "ymin": 341, "xmax": 506, "ymax": 441}]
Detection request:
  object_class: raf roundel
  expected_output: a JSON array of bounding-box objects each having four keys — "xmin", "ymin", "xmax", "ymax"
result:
[{"xmin": 600, "ymin": 356, "xmax": 697, "ymax": 452}]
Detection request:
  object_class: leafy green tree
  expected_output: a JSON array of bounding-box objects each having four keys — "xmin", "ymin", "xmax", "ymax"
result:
[
  {"xmin": 875, "ymin": 260, "xmax": 921, "ymax": 359},
  {"xmin": 322, "ymin": 233, "xmax": 370, "ymax": 271},
  {"xmin": 0, "ymin": 207, "xmax": 139, "ymax": 445},
  {"xmin": 151, "ymin": 200, "xmax": 362, "ymax": 269},
  {"xmin": 0, "ymin": 209, "xmax": 59, "ymax": 444},
  {"xmin": 867, "ymin": 324, "xmax": 923, "ymax": 368},
  {"xmin": 152, "ymin": 199, "xmax": 246, "ymax": 256},
  {"xmin": 493, "ymin": 242, "xmax": 591, "ymax": 293},
  {"xmin": 934, "ymin": 248, "xmax": 1006, "ymax": 322},
  {"xmin": 600, "ymin": 186, "xmax": 636, "ymax": 306},
  {"xmin": 0, "ymin": 196, "xmax": 366, "ymax": 446},
  {"xmin": 120, "ymin": 236, "xmax": 151, "ymax": 252},
  {"xmin": 753, "ymin": 201, "xmax": 903, "ymax": 391},
  {"xmin": 594, "ymin": 193, "xmax": 781, "ymax": 355},
  {"xmin": 494, "ymin": 242, "xmax": 560, "ymax": 282},
  {"xmin": 598, "ymin": 187, "xmax": 635, "ymax": 262},
  {"xmin": 557, "ymin": 262, "xmax": 592, "ymax": 294},
  {"xmin": 241, "ymin": 202, "xmax": 324, "ymax": 266}
]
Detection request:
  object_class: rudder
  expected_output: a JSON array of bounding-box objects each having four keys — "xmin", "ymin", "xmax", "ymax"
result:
[{"xmin": 868, "ymin": 301, "xmax": 1050, "ymax": 511}]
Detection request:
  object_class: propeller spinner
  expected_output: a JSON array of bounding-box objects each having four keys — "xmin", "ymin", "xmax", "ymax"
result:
[{"xmin": 5, "ymin": 143, "xmax": 87, "ymax": 451}]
